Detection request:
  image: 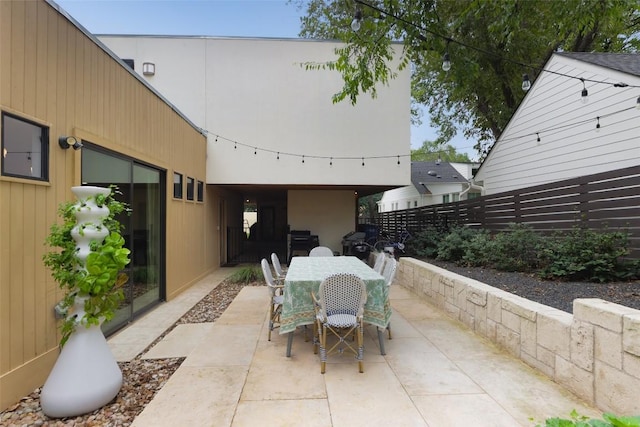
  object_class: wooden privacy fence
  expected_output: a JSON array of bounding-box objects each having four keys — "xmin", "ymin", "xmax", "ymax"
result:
[{"xmin": 366, "ymin": 165, "xmax": 640, "ymax": 258}]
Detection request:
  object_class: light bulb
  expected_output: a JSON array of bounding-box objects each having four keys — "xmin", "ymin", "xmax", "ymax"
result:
[
  {"xmin": 596, "ymin": 117, "xmax": 601, "ymax": 132},
  {"xmin": 636, "ymin": 96, "xmax": 640, "ymax": 110},
  {"xmin": 442, "ymin": 52, "xmax": 451, "ymax": 72},
  {"xmin": 522, "ymin": 74, "xmax": 531, "ymax": 91},
  {"xmin": 581, "ymin": 88, "xmax": 589, "ymax": 104},
  {"xmin": 351, "ymin": 9, "xmax": 362, "ymax": 32}
]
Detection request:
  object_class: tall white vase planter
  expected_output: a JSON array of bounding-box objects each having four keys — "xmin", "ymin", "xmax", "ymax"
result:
[{"xmin": 40, "ymin": 186, "xmax": 125, "ymax": 418}]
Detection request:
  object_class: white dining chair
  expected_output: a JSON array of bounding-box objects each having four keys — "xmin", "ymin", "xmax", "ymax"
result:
[
  {"xmin": 309, "ymin": 246, "xmax": 334, "ymax": 257},
  {"xmin": 270, "ymin": 252, "xmax": 286, "ymax": 282},
  {"xmin": 260, "ymin": 258, "xmax": 284, "ymax": 341},
  {"xmin": 372, "ymin": 251, "xmax": 387, "ymax": 274},
  {"xmin": 312, "ymin": 273, "xmax": 367, "ymax": 373}
]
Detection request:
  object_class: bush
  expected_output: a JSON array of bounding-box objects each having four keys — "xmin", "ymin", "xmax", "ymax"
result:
[
  {"xmin": 538, "ymin": 227, "xmax": 638, "ymax": 282},
  {"xmin": 228, "ymin": 266, "xmax": 263, "ymax": 284},
  {"xmin": 407, "ymin": 226, "xmax": 447, "ymax": 258},
  {"xmin": 461, "ymin": 229, "xmax": 494, "ymax": 267},
  {"xmin": 437, "ymin": 226, "xmax": 484, "ymax": 263},
  {"xmin": 534, "ymin": 409, "xmax": 640, "ymax": 426},
  {"xmin": 488, "ymin": 223, "xmax": 545, "ymax": 272}
]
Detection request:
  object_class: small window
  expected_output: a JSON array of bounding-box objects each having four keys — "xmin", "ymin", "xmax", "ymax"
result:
[
  {"xmin": 414, "ymin": 200, "xmax": 418, "ymax": 207},
  {"xmin": 406, "ymin": 201, "xmax": 411, "ymax": 209},
  {"xmin": 197, "ymin": 180, "xmax": 204, "ymax": 202},
  {"xmin": 186, "ymin": 177, "xmax": 194, "ymax": 201},
  {"xmin": 173, "ymin": 172, "xmax": 183, "ymax": 199},
  {"xmin": 442, "ymin": 194, "xmax": 450, "ymax": 204},
  {"xmin": 453, "ymin": 193, "xmax": 460, "ymax": 202},
  {"xmin": 1, "ymin": 112, "xmax": 49, "ymax": 181},
  {"xmin": 122, "ymin": 59, "xmax": 135, "ymax": 70}
]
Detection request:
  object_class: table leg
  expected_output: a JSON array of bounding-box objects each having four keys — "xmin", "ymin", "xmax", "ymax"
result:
[{"xmin": 286, "ymin": 332, "xmax": 294, "ymax": 357}]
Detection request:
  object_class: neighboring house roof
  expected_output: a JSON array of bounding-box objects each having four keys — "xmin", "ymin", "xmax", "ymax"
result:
[
  {"xmin": 556, "ymin": 52, "xmax": 640, "ymax": 77},
  {"xmin": 411, "ymin": 161, "xmax": 468, "ymax": 194}
]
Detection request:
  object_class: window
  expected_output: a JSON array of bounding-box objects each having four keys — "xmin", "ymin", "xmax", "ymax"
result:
[
  {"xmin": 407, "ymin": 201, "xmax": 411, "ymax": 209},
  {"xmin": 197, "ymin": 180, "xmax": 204, "ymax": 202},
  {"xmin": 468, "ymin": 192, "xmax": 481, "ymax": 200},
  {"xmin": 442, "ymin": 194, "xmax": 450, "ymax": 204},
  {"xmin": 122, "ymin": 59, "xmax": 135, "ymax": 70},
  {"xmin": 1, "ymin": 112, "xmax": 49, "ymax": 181},
  {"xmin": 186, "ymin": 177, "xmax": 194, "ymax": 201},
  {"xmin": 453, "ymin": 193, "xmax": 460, "ymax": 202},
  {"xmin": 173, "ymin": 172, "xmax": 183, "ymax": 198},
  {"xmin": 414, "ymin": 200, "xmax": 418, "ymax": 207}
]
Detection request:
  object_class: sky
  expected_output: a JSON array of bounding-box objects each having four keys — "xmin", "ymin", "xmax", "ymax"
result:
[{"xmin": 54, "ymin": 0, "xmax": 478, "ymax": 161}]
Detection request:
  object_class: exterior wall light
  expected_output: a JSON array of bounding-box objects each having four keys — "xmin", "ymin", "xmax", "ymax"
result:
[
  {"xmin": 59, "ymin": 136, "xmax": 83, "ymax": 150},
  {"xmin": 142, "ymin": 62, "xmax": 155, "ymax": 76}
]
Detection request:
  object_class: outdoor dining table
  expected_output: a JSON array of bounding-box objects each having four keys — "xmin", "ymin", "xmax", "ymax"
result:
[{"xmin": 280, "ymin": 255, "xmax": 391, "ymax": 357}]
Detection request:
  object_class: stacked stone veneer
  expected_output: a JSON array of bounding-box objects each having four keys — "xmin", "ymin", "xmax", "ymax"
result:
[{"xmin": 397, "ymin": 257, "xmax": 640, "ymax": 415}]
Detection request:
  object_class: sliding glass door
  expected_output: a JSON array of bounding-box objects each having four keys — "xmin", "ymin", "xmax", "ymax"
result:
[{"xmin": 81, "ymin": 146, "xmax": 165, "ymax": 335}]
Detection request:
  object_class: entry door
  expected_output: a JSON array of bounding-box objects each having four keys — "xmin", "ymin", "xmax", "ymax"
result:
[{"xmin": 81, "ymin": 146, "xmax": 165, "ymax": 335}]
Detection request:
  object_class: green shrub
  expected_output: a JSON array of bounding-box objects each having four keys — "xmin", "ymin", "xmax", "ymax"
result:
[
  {"xmin": 461, "ymin": 229, "xmax": 494, "ymax": 266},
  {"xmin": 228, "ymin": 266, "xmax": 263, "ymax": 284},
  {"xmin": 534, "ymin": 409, "xmax": 640, "ymax": 426},
  {"xmin": 488, "ymin": 223, "xmax": 545, "ymax": 272},
  {"xmin": 538, "ymin": 227, "xmax": 637, "ymax": 282},
  {"xmin": 437, "ymin": 226, "xmax": 484, "ymax": 263},
  {"xmin": 407, "ymin": 226, "xmax": 447, "ymax": 258}
]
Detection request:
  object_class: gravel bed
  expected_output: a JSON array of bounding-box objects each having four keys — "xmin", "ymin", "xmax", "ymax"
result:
[
  {"xmin": 423, "ymin": 258, "xmax": 640, "ymax": 313},
  {"xmin": 0, "ymin": 280, "xmax": 261, "ymax": 427}
]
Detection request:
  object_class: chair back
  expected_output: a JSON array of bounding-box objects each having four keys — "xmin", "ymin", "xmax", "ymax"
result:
[
  {"xmin": 271, "ymin": 252, "xmax": 285, "ymax": 278},
  {"xmin": 309, "ymin": 246, "xmax": 334, "ymax": 257},
  {"xmin": 372, "ymin": 251, "xmax": 386, "ymax": 274},
  {"xmin": 318, "ymin": 273, "xmax": 367, "ymax": 319},
  {"xmin": 381, "ymin": 257, "xmax": 397, "ymax": 287},
  {"xmin": 260, "ymin": 258, "xmax": 278, "ymax": 295}
]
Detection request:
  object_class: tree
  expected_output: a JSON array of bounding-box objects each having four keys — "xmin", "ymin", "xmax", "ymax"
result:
[
  {"xmin": 411, "ymin": 140, "xmax": 472, "ymax": 162},
  {"xmin": 294, "ymin": 0, "xmax": 640, "ymax": 157}
]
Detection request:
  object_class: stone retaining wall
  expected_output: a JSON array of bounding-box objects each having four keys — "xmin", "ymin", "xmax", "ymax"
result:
[{"xmin": 396, "ymin": 257, "xmax": 640, "ymax": 415}]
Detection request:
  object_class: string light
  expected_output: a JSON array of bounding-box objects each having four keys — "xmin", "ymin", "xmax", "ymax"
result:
[
  {"xmin": 596, "ymin": 116, "xmax": 601, "ymax": 132},
  {"xmin": 254, "ymin": 147, "xmax": 257, "ymax": 155},
  {"xmin": 302, "ymin": 155, "xmax": 305, "ymax": 164},
  {"xmin": 351, "ymin": 7, "xmax": 363, "ymax": 32},
  {"xmin": 330, "ymin": 157, "xmax": 333, "ymax": 166},
  {"xmin": 397, "ymin": 155, "xmax": 400, "ymax": 165},
  {"xmin": 442, "ymin": 40, "xmax": 451, "ymax": 72},
  {"xmin": 581, "ymin": 78, "xmax": 589, "ymax": 104},
  {"xmin": 536, "ymin": 133, "xmax": 540, "ymax": 143},
  {"xmin": 496, "ymin": 106, "xmax": 635, "ymax": 145},
  {"xmin": 277, "ymin": 151, "xmax": 280, "ymax": 160},
  {"xmin": 362, "ymin": 157, "xmax": 365, "ymax": 166},
  {"xmin": 637, "ymin": 96, "xmax": 640, "ymax": 110},
  {"xmin": 522, "ymin": 74, "xmax": 531, "ymax": 92}
]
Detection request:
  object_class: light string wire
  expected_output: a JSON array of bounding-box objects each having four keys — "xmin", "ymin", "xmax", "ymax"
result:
[
  {"xmin": 352, "ymin": 0, "xmax": 640, "ymax": 90},
  {"xmin": 205, "ymin": 130, "xmax": 412, "ymax": 163},
  {"xmin": 497, "ymin": 106, "xmax": 636, "ymax": 144}
]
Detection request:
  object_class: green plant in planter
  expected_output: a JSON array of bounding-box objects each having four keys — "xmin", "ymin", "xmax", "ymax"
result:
[{"xmin": 43, "ymin": 186, "xmax": 131, "ymax": 346}]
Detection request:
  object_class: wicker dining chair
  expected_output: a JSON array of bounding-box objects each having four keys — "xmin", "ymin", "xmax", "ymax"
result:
[
  {"xmin": 309, "ymin": 246, "xmax": 334, "ymax": 257},
  {"xmin": 270, "ymin": 252, "xmax": 287, "ymax": 282},
  {"xmin": 312, "ymin": 273, "xmax": 368, "ymax": 373},
  {"xmin": 260, "ymin": 258, "xmax": 284, "ymax": 341}
]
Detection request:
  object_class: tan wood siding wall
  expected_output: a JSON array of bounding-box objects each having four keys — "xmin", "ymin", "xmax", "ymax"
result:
[{"xmin": 0, "ymin": 0, "xmax": 217, "ymax": 409}]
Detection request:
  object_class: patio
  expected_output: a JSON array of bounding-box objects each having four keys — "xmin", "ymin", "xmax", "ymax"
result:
[{"xmin": 107, "ymin": 267, "xmax": 599, "ymax": 426}]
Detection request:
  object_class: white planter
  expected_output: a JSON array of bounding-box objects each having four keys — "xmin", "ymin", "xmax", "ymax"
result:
[{"xmin": 40, "ymin": 186, "xmax": 123, "ymax": 418}]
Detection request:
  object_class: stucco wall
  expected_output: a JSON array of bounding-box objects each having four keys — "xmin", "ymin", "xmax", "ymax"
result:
[{"xmin": 287, "ymin": 189, "xmax": 355, "ymax": 254}]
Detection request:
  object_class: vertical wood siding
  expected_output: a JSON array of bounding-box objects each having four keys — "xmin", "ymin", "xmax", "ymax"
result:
[{"xmin": 0, "ymin": 0, "xmax": 215, "ymax": 409}]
